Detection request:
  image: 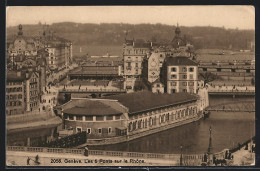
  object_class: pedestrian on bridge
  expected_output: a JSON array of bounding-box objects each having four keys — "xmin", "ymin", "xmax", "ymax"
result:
[{"xmin": 27, "ymin": 157, "xmax": 30, "ymax": 165}]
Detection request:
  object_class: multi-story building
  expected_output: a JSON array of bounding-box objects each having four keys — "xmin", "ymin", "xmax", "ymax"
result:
[
  {"xmin": 24, "ymin": 71, "xmax": 40, "ymax": 112},
  {"xmin": 6, "ymin": 71, "xmax": 26, "ymax": 115},
  {"xmin": 6, "ymin": 70, "xmax": 40, "ymax": 114},
  {"xmin": 161, "ymin": 57, "xmax": 199, "ymax": 94},
  {"xmin": 123, "ymin": 39, "xmax": 153, "ymax": 77}
]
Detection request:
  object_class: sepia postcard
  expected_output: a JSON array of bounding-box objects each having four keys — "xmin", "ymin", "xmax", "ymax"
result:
[{"xmin": 5, "ymin": 5, "xmax": 255, "ymax": 167}]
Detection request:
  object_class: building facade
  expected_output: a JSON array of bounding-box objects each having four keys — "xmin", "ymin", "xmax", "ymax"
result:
[
  {"xmin": 123, "ymin": 39, "xmax": 153, "ymax": 77},
  {"xmin": 59, "ymin": 91, "xmax": 201, "ymax": 143},
  {"xmin": 161, "ymin": 57, "xmax": 199, "ymax": 94},
  {"xmin": 6, "ymin": 71, "xmax": 25, "ymax": 115}
]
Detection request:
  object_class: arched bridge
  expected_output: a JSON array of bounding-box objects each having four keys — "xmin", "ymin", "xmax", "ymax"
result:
[{"xmin": 205, "ymin": 101, "xmax": 255, "ymax": 112}]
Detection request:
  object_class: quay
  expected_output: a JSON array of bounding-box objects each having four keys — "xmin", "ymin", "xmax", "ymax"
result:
[{"xmin": 5, "ymin": 146, "xmax": 225, "ymax": 166}]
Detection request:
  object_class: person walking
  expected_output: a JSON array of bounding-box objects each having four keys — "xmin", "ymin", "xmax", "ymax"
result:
[{"xmin": 27, "ymin": 157, "xmax": 30, "ymax": 165}]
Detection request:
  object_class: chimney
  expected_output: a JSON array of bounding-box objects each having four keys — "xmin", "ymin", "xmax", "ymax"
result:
[{"xmin": 17, "ymin": 71, "xmax": 21, "ymax": 77}]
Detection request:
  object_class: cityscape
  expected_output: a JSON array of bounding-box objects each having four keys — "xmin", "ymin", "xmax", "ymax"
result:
[{"xmin": 6, "ymin": 6, "xmax": 255, "ymax": 167}]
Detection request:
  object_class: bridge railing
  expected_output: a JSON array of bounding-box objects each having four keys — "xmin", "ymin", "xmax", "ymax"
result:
[{"xmin": 208, "ymin": 89, "xmax": 255, "ymax": 93}]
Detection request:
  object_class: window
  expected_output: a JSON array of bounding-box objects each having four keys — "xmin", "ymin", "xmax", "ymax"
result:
[
  {"xmin": 171, "ymin": 89, "xmax": 176, "ymax": 93},
  {"xmin": 76, "ymin": 127, "xmax": 82, "ymax": 133},
  {"xmin": 96, "ymin": 116, "xmax": 104, "ymax": 121},
  {"xmin": 106, "ymin": 115, "xmax": 113, "ymax": 120},
  {"xmin": 171, "ymin": 67, "xmax": 176, "ymax": 72},
  {"xmin": 157, "ymin": 84, "xmax": 160, "ymax": 88},
  {"xmin": 87, "ymin": 128, "xmax": 91, "ymax": 134},
  {"xmin": 171, "ymin": 82, "xmax": 176, "ymax": 86},
  {"xmin": 171, "ymin": 75, "xmax": 177, "ymax": 79},
  {"xmin": 108, "ymin": 127, "xmax": 112, "ymax": 133},
  {"xmin": 160, "ymin": 54, "xmax": 163, "ymax": 57},
  {"xmin": 115, "ymin": 115, "xmax": 120, "ymax": 120},
  {"xmin": 69, "ymin": 115, "xmax": 74, "ymax": 120},
  {"xmin": 189, "ymin": 74, "xmax": 194, "ymax": 79},
  {"xmin": 182, "ymin": 67, "xmax": 187, "ymax": 72},
  {"xmin": 98, "ymin": 128, "xmax": 102, "ymax": 134},
  {"xmin": 189, "ymin": 67, "xmax": 194, "ymax": 72},
  {"xmin": 135, "ymin": 63, "xmax": 138, "ymax": 67},
  {"xmin": 189, "ymin": 82, "xmax": 194, "ymax": 86},
  {"xmin": 183, "ymin": 89, "xmax": 187, "ymax": 92},
  {"xmin": 182, "ymin": 75, "xmax": 187, "ymax": 79},
  {"xmin": 76, "ymin": 116, "xmax": 82, "ymax": 121},
  {"xmin": 182, "ymin": 82, "xmax": 187, "ymax": 86}
]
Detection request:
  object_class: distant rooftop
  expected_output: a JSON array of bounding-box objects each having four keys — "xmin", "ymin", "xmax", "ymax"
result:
[{"xmin": 165, "ymin": 56, "xmax": 198, "ymax": 66}]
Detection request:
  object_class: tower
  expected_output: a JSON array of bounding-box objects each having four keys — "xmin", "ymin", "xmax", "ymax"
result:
[
  {"xmin": 175, "ymin": 23, "xmax": 181, "ymax": 38},
  {"xmin": 18, "ymin": 24, "xmax": 23, "ymax": 36}
]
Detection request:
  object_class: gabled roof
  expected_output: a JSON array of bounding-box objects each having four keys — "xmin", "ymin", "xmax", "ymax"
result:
[
  {"xmin": 63, "ymin": 100, "xmax": 123, "ymax": 116},
  {"xmin": 165, "ymin": 57, "xmax": 198, "ymax": 66},
  {"xmin": 103, "ymin": 90, "xmax": 197, "ymax": 114}
]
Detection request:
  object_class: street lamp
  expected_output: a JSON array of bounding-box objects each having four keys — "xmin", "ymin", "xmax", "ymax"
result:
[{"xmin": 180, "ymin": 145, "xmax": 183, "ymax": 166}]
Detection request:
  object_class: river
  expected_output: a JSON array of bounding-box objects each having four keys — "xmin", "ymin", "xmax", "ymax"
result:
[{"xmin": 6, "ymin": 95, "xmax": 255, "ymax": 154}]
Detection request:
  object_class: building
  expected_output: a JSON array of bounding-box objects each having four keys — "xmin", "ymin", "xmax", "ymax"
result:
[
  {"xmin": 60, "ymin": 91, "xmax": 201, "ymax": 144},
  {"xmin": 6, "ymin": 71, "xmax": 26, "ymax": 115},
  {"xmin": 123, "ymin": 39, "xmax": 153, "ymax": 77},
  {"xmin": 6, "ymin": 25, "xmax": 37, "ymax": 57},
  {"xmin": 61, "ymin": 99, "xmax": 128, "ymax": 138},
  {"xmin": 6, "ymin": 70, "xmax": 41, "ymax": 115},
  {"xmin": 161, "ymin": 57, "xmax": 199, "ymax": 94},
  {"xmin": 151, "ymin": 79, "xmax": 165, "ymax": 94}
]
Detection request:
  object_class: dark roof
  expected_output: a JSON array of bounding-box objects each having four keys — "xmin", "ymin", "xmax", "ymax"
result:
[
  {"xmin": 165, "ymin": 57, "xmax": 198, "ymax": 66},
  {"xmin": 104, "ymin": 91, "xmax": 197, "ymax": 114},
  {"xmin": 7, "ymin": 70, "xmax": 38, "ymax": 81},
  {"xmin": 63, "ymin": 100, "xmax": 123, "ymax": 116}
]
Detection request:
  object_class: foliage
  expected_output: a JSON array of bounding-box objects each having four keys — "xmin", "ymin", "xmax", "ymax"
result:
[
  {"xmin": 7, "ymin": 23, "xmax": 254, "ymax": 50},
  {"xmin": 199, "ymin": 72, "xmax": 218, "ymax": 86},
  {"xmin": 36, "ymin": 131, "xmax": 87, "ymax": 148}
]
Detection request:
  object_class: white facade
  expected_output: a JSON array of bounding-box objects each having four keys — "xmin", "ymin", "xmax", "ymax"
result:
[{"xmin": 167, "ymin": 65, "xmax": 198, "ymax": 94}]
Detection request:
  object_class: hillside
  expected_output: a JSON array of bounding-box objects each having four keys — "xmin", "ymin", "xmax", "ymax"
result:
[{"xmin": 6, "ymin": 22, "xmax": 255, "ymax": 50}]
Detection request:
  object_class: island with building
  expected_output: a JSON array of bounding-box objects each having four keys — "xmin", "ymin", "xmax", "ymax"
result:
[{"xmin": 6, "ymin": 20, "xmax": 255, "ymax": 167}]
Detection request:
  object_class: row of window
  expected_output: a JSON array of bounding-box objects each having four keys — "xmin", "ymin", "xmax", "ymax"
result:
[
  {"xmin": 170, "ymin": 74, "xmax": 194, "ymax": 80},
  {"xmin": 79, "ymin": 127, "xmax": 112, "ymax": 134},
  {"xmin": 171, "ymin": 67, "xmax": 194, "ymax": 72},
  {"xmin": 6, "ymin": 87, "xmax": 23, "ymax": 93},
  {"xmin": 6, "ymin": 94, "xmax": 23, "ymax": 100},
  {"xmin": 170, "ymin": 82, "xmax": 195, "ymax": 86},
  {"xmin": 30, "ymin": 78, "xmax": 37, "ymax": 83},
  {"xmin": 171, "ymin": 88, "xmax": 193, "ymax": 93},
  {"xmin": 65, "ymin": 114, "xmax": 121, "ymax": 121},
  {"xmin": 7, "ymin": 82, "xmax": 23, "ymax": 86},
  {"xmin": 6, "ymin": 101, "xmax": 22, "ymax": 107},
  {"xmin": 29, "ymin": 84, "xmax": 38, "ymax": 89},
  {"xmin": 30, "ymin": 90, "xmax": 38, "ymax": 96},
  {"xmin": 30, "ymin": 102, "xmax": 38, "ymax": 108},
  {"xmin": 128, "ymin": 107, "xmax": 197, "ymax": 132},
  {"xmin": 30, "ymin": 96, "xmax": 38, "ymax": 102}
]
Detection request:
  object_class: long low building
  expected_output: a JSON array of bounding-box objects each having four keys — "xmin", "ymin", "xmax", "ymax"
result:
[{"xmin": 59, "ymin": 91, "xmax": 202, "ymax": 145}]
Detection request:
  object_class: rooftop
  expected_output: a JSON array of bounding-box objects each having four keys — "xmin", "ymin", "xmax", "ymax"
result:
[
  {"xmin": 70, "ymin": 66, "xmax": 119, "ymax": 76},
  {"xmin": 104, "ymin": 90, "xmax": 197, "ymax": 114},
  {"xmin": 165, "ymin": 57, "xmax": 198, "ymax": 66},
  {"xmin": 63, "ymin": 99, "xmax": 123, "ymax": 116}
]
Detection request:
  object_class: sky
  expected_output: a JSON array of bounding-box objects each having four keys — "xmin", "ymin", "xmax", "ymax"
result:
[{"xmin": 6, "ymin": 6, "xmax": 255, "ymax": 30}]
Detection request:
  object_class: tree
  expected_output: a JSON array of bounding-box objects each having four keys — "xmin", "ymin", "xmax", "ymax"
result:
[{"xmin": 199, "ymin": 72, "xmax": 218, "ymax": 86}]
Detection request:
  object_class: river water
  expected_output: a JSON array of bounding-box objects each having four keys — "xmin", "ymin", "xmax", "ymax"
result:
[{"xmin": 6, "ymin": 95, "xmax": 255, "ymax": 154}]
